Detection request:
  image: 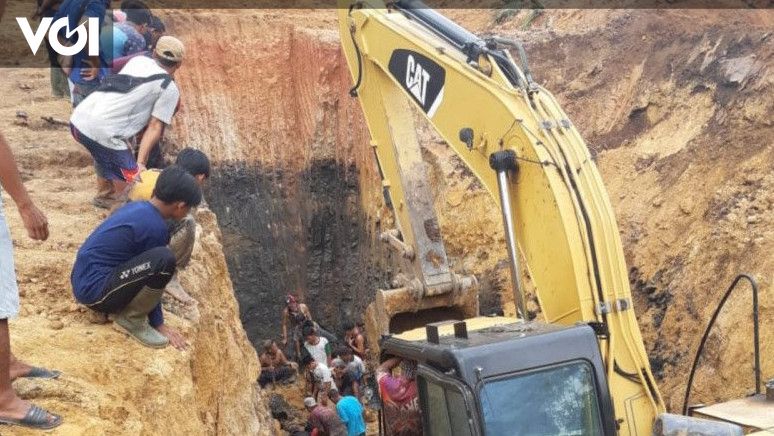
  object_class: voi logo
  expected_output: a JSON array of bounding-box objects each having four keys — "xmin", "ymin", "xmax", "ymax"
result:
[
  {"xmin": 16, "ymin": 17, "xmax": 100, "ymax": 57},
  {"xmin": 406, "ymin": 54, "xmax": 430, "ymax": 105}
]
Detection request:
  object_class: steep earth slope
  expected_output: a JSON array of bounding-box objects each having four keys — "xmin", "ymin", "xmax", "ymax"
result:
[
  {"xmin": 481, "ymin": 9, "xmax": 773, "ymax": 409},
  {"xmin": 0, "ymin": 66, "xmax": 272, "ymax": 436}
]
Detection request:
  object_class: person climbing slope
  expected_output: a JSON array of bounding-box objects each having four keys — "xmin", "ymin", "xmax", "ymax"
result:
[
  {"xmin": 281, "ymin": 293, "xmax": 313, "ymax": 361},
  {"xmin": 71, "ymin": 166, "xmax": 200, "ymax": 349}
]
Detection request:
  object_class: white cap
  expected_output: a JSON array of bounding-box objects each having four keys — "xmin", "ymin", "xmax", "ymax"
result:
[{"xmin": 303, "ymin": 397, "xmax": 317, "ymax": 408}]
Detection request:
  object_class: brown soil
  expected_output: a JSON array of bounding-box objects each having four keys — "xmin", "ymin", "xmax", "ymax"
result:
[{"xmin": 480, "ymin": 9, "xmax": 774, "ymax": 410}]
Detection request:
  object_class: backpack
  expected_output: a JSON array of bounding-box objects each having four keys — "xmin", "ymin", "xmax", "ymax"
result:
[{"xmin": 96, "ymin": 73, "xmax": 173, "ymax": 94}]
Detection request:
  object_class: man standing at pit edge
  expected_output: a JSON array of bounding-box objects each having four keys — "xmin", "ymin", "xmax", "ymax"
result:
[
  {"xmin": 70, "ymin": 36, "xmax": 185, "ymax": 209},
  {"xmin": 0, "ymin": 133, "xmax": 62, "ymax": 430}
]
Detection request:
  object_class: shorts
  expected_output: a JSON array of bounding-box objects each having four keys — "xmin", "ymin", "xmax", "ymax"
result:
[
  {"xmin": 71, "ymin": 125, "xmax": 139, "ymax": 183},
  {"xmin": 0, "ymin": 195, "xmax": 20, "ymax": 319}
]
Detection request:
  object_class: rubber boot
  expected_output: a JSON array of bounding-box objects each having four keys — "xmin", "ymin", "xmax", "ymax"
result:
[{"xmin": 113, "ymin": 287, "xmax": 169, "ymax": 349}]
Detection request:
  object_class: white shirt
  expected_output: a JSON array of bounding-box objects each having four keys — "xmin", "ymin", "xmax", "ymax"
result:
[
  {"xmin": 332, "ymin": 355, "xmax": 366, "ymax": 378},
  {"xmin": 304, "ymin": 337, "xmax": 330, "ymax": 365},
  {"xmin": 71, "ymin": 56, "xmax": 180, "ymax": 150},
  {"xmin": 313, "ymin": 363, "xmax": 332, "ymax": 385}
]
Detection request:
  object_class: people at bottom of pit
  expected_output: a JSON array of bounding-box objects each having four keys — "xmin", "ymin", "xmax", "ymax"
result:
[
  {"xmin": 329, "ymin": 388, "xmax": 366, "ymax": 436},
  {"xmin": 304, "ymin": 396, "xmax": 347, "ymax": 436},
  {"xmin": 258, "ymin": 339, "xmax": 297, "ymax": 388},
  {"xmin": 302, "ymin": 354, "xmax": 333, "ymax": 403},
  {"xmin": 377, "ymin": 357, "xmax": 422, "ymax": 436},
  {"xmin": 282, "ymin": 293, "xmax": 313, "ymax": 362},
  {"xmin": 342, "ymin": 321, "xmax": 366, "ymax": 359},
  {"xmin": 332, "ymin": 346, "xmax": 367, "ymax": 386},
  {"xmin": 304, "ymin": 324, "xmax": 332, "ymax": 367},
  {"xmin": 331, "ymin": 359, "xmax": 359, "ymax": 398},
  {"xmin": 70, "ymin": 166, "xmax": 201, "ymax": 350}
]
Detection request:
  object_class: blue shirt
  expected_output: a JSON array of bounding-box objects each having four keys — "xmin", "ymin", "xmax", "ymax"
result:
[
  {"xmin": 53, "ymin": 0, "xmax": 110, "ymax": 84},
  {"xmin": 336, "ymin": 396, "xmax": 366, "ymax": 436},
  {"xmin": 71, "ymin": 201, "xmax": 169, "ymax": 326}
]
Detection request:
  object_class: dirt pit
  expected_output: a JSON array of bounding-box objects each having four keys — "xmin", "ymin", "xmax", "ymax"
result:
[{"xmin": 163, "ymin": 6, "xmax": 773, "ymax": 424}]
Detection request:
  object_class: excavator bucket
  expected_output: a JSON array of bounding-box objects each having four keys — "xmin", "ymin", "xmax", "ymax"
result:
[{"xmin": 363, "ymin": 278, "xmax": 479, "ymax": 356}]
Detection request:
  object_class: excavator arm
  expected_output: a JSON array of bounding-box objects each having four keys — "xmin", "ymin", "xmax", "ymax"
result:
[{"xmin": 338, "ymin": 1, "xmax": 666, "ymax": 433}]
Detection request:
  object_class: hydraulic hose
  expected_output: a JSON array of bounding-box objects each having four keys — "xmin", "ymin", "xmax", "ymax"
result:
[{"xmin": 682, "ymin": 273, "xmax": 760, "ymax": 415}]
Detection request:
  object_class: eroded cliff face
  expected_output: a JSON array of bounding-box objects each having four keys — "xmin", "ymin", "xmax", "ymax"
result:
[
  {"xmin": 164, "ymin": 10, "xmax": 399, "ymax": 344},
  {"xmin": 177, "ymin": 208, "xmax": 271, "ymax": 435}
]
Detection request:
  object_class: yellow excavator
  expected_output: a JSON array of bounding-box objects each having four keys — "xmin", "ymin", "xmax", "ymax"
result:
[{"xmin": 337, "ymin": 1, "xmax": 770, "ymax": 434}]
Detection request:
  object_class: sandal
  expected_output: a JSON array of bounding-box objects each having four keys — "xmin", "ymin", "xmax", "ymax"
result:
[
  {"xmin": 0, "ymin": 404, "xmax": 62, "ymax": 430},
  {"xmin": 21, "ymin": 367, "xmax": 61, "ymax": 380}
]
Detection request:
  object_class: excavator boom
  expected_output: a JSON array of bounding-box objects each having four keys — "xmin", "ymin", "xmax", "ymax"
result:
[{"xmin": 338, "ymin": 1, "xmax": 666, "ymax": 433}]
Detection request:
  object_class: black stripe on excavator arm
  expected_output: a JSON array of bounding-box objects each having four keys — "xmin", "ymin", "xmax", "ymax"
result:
[{"xmin": 556, "ymin": 157, "xmax": 608, "ymax": 327}]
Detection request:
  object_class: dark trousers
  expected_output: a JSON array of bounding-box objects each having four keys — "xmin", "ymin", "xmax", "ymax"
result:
[{"xmin": 88, "ymin": 246, "xmax": 175, "ymax": 313}]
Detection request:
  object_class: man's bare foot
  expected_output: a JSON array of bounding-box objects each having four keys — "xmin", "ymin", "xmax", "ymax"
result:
[
  {"xmin": 0, "ymin": 389, "xmax": 29, "ymax": 421},
  {"xmin": 0, "ymin": 388, "xmax": 57, "ymax": 422},
  {"xmin": 8, "ymin": 356, "xmax": 32, "ymax": 381}
]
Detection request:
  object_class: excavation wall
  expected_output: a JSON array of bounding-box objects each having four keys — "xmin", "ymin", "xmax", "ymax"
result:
[{"xmin": 167, "ymin": 8, "xmax": 773, "ymax": 414}]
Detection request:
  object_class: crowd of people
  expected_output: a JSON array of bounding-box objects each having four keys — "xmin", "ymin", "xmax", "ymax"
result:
[
  {"xmin": 259, "ymin": 295, "xmax": 371, "ymax": 436},
  {"xmin": 260, "ymin": 296, "xmax": 424, "ymax": 436},
  {"xmin": 0, "ymin": 0, "xmax": 208, "ymax": 430}
]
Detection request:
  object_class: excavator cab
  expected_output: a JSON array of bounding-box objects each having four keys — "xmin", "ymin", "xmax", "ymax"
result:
[{"xmin": 381, "ymin": 317, "xmax": 618, "ymax": 436}]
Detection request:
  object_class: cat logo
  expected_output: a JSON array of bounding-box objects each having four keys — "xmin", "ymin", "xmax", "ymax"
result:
[
  {"xmin": 406, "ymin": 54, "xmax": 430, "ymax": 105},
  {"xmin": 388, "ymin": 49, "xmax": 446, "ymax": 118}
]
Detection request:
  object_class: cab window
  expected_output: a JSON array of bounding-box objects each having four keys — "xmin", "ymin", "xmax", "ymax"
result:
[
  {"xmin": 480, "ymin": 361, "xmax": 603, "ymax": 436},
  {"xmin": 417, "ymin": 372, "xmax": 475, "ymax": 436}
]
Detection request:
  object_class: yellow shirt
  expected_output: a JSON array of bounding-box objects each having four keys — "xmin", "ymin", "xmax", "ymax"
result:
[{"xmin": 128, "ymin": 169, "xmax": 161, "ymax": 201}]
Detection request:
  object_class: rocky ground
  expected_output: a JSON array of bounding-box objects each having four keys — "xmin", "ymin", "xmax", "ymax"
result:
[{"xmin": 458, "ymin": 8, "xmax": 774, "ymax": 410}]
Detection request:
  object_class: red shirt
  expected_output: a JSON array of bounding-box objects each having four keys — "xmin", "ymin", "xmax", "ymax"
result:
[{"xmin": 377, "ymin": 370, "xmax": 422, "ymax": 436}]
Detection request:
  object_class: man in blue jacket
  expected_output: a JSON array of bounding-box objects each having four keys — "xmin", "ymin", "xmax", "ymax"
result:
[
  {"xmin": 71, "ymin": 166, "xmax": 199, "ymax": 349},
  {"xmin": 52, "ymin": 0, "xmax": 111, "ymax": 106}
]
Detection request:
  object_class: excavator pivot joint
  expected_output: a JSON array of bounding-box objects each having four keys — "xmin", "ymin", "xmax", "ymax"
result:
[{"xmin": 489, "ymin": 149, "xmax": 518, "ymax": 173}]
